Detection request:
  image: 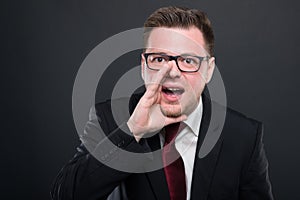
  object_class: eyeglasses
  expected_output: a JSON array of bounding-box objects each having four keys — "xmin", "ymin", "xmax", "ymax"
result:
[{"xmin": 143, "ymin": 53, "xmax": 210, "ymax": 73}]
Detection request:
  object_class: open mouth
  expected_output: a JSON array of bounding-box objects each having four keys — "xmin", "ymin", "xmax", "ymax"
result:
[
  {"xmin": 162, "ymin": 86, "xmax": 185, "ymax": 95},
  {"xmin": 161, "ymin": 86, "xmax": 185, "ymax": 102}
]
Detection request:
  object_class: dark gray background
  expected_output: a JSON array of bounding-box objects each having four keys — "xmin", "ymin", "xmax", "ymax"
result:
[{"xmin": 2, "ymin": 0, "xmax": 299, "ymax": 199}]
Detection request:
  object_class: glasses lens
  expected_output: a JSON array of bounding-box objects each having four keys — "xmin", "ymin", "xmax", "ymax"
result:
[
  {"xmin": 177, "ymin": 56, "xmax": 201, "ymax": 72},
  {"xmin": 147, "ymin": 54, "xmax": 169, "ymax": 70}
]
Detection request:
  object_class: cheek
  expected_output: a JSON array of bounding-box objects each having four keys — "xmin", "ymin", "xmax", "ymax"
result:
[
  {"xmin": 143, "ymin": 69, "xmax": 156, "ymax": 85},
  {"xmin": 185, "ymin": 73, "xmax": 205, "ymax": 88},
  {"xmin": 185, "ymin": 76, "xmax": 206, "ymax": 97},
  {"xmin": 198, "ymin": 65, "xmax": 209, "ymax": 82}
]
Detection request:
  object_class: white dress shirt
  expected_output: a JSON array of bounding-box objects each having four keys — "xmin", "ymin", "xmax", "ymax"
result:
[{"xmin": 160, "ymin": 98, "xmax": 203, "ymax": 200}]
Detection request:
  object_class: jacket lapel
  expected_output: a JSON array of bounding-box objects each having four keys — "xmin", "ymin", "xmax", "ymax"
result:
[
  {"xmin": 190, "ymin": 92, "xmax": 224, "ymax": 200},
  {"xmin": 144, "ymin": 134, "xmax": 170, "ymax": 200}
]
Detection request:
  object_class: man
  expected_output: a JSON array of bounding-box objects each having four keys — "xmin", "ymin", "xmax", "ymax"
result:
[{"xmin": 51, "ymin": 6, "xmax": 274, "ymax": 200}]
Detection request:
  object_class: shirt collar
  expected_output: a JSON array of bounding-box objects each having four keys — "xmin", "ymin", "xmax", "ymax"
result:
[{"xmin": 183, "ymin": 97, "xmax": 203, "ymax": 137}]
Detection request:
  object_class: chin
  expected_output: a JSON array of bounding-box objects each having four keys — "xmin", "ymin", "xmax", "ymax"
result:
[{"xmin": 160, "ymin": 104, "xmax": 183, "ymax": 118}]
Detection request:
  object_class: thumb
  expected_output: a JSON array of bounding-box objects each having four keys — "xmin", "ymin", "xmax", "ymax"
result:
[{"xmin": 164, "ymin": 115, "xmax": 188, "ymax": 126}]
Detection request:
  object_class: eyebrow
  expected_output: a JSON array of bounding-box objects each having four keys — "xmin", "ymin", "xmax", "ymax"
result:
[
  {"xmin": 149, "ymin": 52, "xmax": 201, "ymax": 57},
  {"xmin": 180, "ymin": 52, "xmax": 199, "ymax": 57},
  {"xmin": 145, "ymin": 51, "xmax": 168, "ymax": 54},
  {"xmin": 146, "ymin": 52, "xmax": 200, "ymax": 57}
]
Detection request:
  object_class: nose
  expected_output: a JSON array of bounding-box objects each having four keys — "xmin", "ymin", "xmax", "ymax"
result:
[{"xmin": 167, "ymin": 59, "xmax": 181, "ymax": 78}]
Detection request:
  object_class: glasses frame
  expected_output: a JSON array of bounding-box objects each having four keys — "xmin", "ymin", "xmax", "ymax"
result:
[{"xmin": 143, "ymin": 52, "xmax": 210, "ymax": 73}]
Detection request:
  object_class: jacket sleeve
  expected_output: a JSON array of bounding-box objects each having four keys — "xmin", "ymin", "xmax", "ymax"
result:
[
  {"xmin": 239, "ymin": 123, "xmax": 274, "ymax": 200},
  {"xmin": 51, "ymin": 105, "xmax": 152, "ymax": 200}
]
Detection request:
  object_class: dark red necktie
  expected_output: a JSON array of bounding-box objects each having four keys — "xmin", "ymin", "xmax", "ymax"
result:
[{"xmin": 162, "ymin": 123, "xmax": 187, "ymax": 200}]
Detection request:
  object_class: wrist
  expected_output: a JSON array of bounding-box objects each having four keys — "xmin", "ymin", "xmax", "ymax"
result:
[{"xmin": 127, "ymin": 120, "xmax": 142, "ymax": 142}]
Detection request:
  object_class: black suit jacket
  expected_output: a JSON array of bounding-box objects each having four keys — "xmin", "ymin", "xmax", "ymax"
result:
[{"xmin": 51, "ymin": 91, "xmax": 274, "ymax": 200}]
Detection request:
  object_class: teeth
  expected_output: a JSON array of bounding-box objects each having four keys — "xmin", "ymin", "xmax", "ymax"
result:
[
  {"xmin": 167, "ymin": 88, "xmax": 181, "ymax": 91},
  {"xmin": 162, "ymin": 86, "xmax": 184, "ymax": 95}
]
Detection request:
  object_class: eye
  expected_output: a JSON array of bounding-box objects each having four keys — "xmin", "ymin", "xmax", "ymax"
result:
[
  {"xmin": 183, "ymin": 57, "xmax": 197, "ymax": 65},
  {"xmin": 152, "ymin": 56, "xmax": 165, "ymax": 63},
  {"xmin": 148, "ymin": 54, "xmax": 168, "ymax": 63}
]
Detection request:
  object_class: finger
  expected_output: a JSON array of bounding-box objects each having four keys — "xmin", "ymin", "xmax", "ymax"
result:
[
  {"xmin": 164, "ymin": 114, "xmax": 188, "ymax": 126},
  {"xmin": 152, "ymin": 65, "xmax": 172, "ymax": 85},
  {"xmin": 144, "ymin": 66, "xmax": 171, "ymax": 98}
]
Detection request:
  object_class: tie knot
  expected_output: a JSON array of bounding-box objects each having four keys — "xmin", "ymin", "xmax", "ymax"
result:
[{"xmin": 164, "ymin": 122, "xmax": 180, "ymax": 144}]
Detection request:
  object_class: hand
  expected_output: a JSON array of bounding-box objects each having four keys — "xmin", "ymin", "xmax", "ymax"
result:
[{"xmin": 127, "ymin": 66, "xmax": 187, "ymax": 142}]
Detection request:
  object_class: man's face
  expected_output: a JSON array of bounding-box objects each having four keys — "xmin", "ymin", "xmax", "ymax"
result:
[{"xmin": 141, "ymin": 27, "xmax": 215, "ymax": 117}]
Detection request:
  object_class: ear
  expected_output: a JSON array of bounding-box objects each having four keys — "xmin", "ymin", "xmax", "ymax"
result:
[
  {"xmin": 205, "ymin": 57, "xmax": 215, "ymax": 83},
  {"xmin": 141, "ymin": 53, "xmax": 146, "ymax": 81}
]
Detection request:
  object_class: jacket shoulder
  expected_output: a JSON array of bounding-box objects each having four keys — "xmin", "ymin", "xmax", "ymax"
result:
[
  {"xmin": 224, "ymin": 107, "xmax": 262, "ymax": 136},
  {"xmin": 220, "ymin": 107, "xmax": 264, "ymax": 166}
]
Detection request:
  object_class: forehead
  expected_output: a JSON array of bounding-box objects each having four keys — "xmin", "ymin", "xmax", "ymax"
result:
[{"xmin": 146, "ymin": 27, "xmax": 208, "ymax": 56}]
